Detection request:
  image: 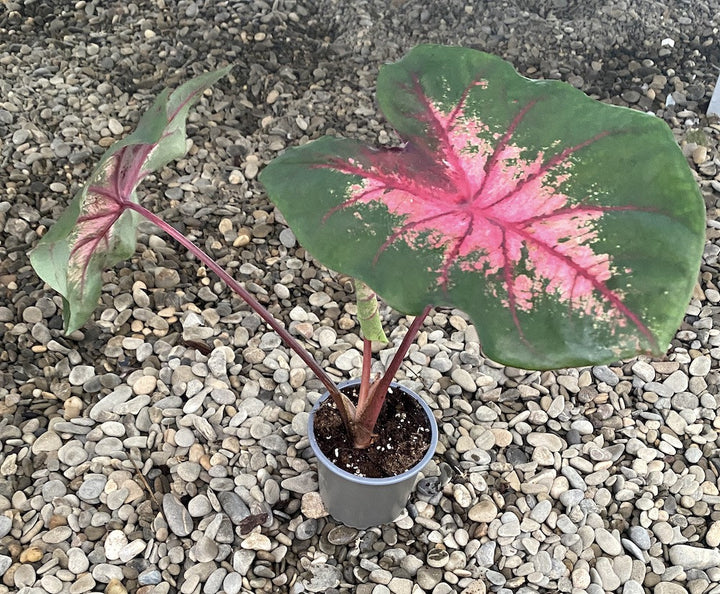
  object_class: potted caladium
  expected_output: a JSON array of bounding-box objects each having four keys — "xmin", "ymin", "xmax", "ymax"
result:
[
  {"xmin": 260, "ymin": 44, "xmax": 705, "ymax": 525},
  {"xmin": 29, "ymin": 45, "xmax": 705, "ymax": 529}
]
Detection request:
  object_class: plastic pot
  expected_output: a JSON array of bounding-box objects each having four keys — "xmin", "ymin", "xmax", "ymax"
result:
[{"xmin": 308, "ymin": 379, "xmax": 438, "ymax": 528}]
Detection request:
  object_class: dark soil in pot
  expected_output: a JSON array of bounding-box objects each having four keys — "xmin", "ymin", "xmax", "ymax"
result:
[{"xmin": 312, "ymin": 384, "xmax": 433, "ymax": 478}]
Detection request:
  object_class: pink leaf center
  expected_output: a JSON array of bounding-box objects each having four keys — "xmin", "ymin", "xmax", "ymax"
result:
[{"xmin": 324, "ymin": 78, "xmax": 653, "ymax": 343}]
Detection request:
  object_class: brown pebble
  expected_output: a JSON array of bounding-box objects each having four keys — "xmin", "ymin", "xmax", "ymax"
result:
[
  {"xmin": 106, "ymin": 578, "xmax": 128, "ymax": 594},
  {"xmin": 6, "ymin": 542, "xmax": 22, "ymax": 558},
  {"xmin": 234, "ymin": 228, "xmax": 252, "ymax": 247},
  {"xmin": 300, "ymin": 492, "xmax": 328, "ymax": 519},
  {"xmin": 692, "ymin": 145, "xmax": 708, "ymax": 164},
  {"xmin": 473, "ymin": 524, "xmax": 488, "ymax": 538},
  {"xmin": 2, "ymin": 563, "xmax": 17, "ymax": 588},
  {"xmin": 19, "ymin": 546, "xmax": 43, "ymax": 563},
  {"xmin": 63, "ymin": 396, "xmax": 83, "ymax": 420},
  {"xmin": 49, "ymin": 515, "xmax": 68, "ymax": 529}
]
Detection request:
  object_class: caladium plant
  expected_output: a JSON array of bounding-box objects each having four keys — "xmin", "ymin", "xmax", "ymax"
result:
[
  {"xmin": 261, "ymin": 45, "xmax": 705, "ymax": 445},
  {"xmin": 29, "ymin": 45, "xmax": 704, "ymax": 457}
]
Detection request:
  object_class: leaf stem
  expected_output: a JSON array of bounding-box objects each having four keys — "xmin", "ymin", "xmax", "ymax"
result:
[
  {"xmin": 357, "ymin": 338, "xmax": 373, "ymax": 411},
  {"xmin": 382, "ymin": 305, "xmax": 433, "ymax": 386},
  {"xmin": 351, "ymin": 305, "xmax": 433, "ymax": 448},
  {"xmin": 124, "ymin": 201, "xmax": 348, "ymax": 406},
  {"xmin": 373, "ymin": 305, "xmax": 433, "ymax": 407}
]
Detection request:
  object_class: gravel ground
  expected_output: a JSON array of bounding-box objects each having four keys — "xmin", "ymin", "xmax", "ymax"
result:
[{"xmin": 1, "ymin": 1, "xmax": 720, "ymax": 593}]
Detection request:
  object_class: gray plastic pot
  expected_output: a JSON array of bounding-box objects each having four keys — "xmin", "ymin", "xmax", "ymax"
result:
[{"xmin": 308, "ymin": 379, "xmax": 438, "ymax": 528}]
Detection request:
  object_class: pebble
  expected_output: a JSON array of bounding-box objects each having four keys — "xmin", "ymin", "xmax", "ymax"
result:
[
  {"xmin": 593, "ymin": 365, "xmax": 619, "ymax": 385},
  {"xmin": 0, "ymin": 517, "xmax": 11, "ymax": 539},
  {"xmin": 653, "ymin": 522, "xmax": 674, "ymax": 544},
  {"xmin": 595, "ymin": 527, "xmax": 623, "ymax": 556},
  {"xmin": 427, "ymin": 548, "xmax": 449, "ymax": 568},
  {"xmin": 706, "ymin": 521, "xmax": 720, "ymax": 547},
  {"xmin": 628, "ymin": 526, "xmax": 651, "ymax": 550},
  {"xmin": 684, "ymin": 446, "xmax": 703, "ymax": 464},
  {"xmin": 530, "ymin": 499, "xmax": 553, "ymax": 524},
  {"xmin": 623, "ymin": 581, "xmax": 645, "ymax": 594},
  {"xmin": 0, "ymin": 556, "xmax": 10, "ymax": 577},
  {"xmin": 70, "ymin": 573, "xmax": 95, "ymax": 593},
  {"xmin": 67, "ymin": 548, "xmax": 90, "ymax": 574},
  {"xmin": 664, "ymin": 370, "xmax": 689, "ymax": 393},
  {"xmin": 188, "ymin": 494, "xmax": 213, "ymax": 517},
  {"xmin": 192, "ymin": 536, "xmax": 219, "ymax": 562},
  {"xmin": 453, "ymin": 484, "xmax": 472, "ymax": 507},
  {"xmin": 41, "ymin": 575, "xmax": 63, "ymax": 593},
  {"xmin": 14, "ymin": 565, "xmax": 36, "ymax": 588},
  {"xmin": 218, "ymin": 491, "xmax": 251, "ymax": 524},
  {"xmin": 654, "ymin": 584, "xmax": 689, "ymax": 594},
  {"xmin": 281, "ymin": 473, "xmax": 318, "ymax": 494},
  {"xmin": 632, "ymin": 361, "xmax": 655, "ymax": 382},
  {"xmin": 104, "ymin": 530, "xmax": 128, "ymax": 561},
  {"xmin": 301, "ymin": 492, "xmax": 328, "ymax": 518},
  {"xmin": 58, "ymin": 443, "xmax": 89, "ymax": 466},
  {"xmin": 31, "ymin": 430, "xmax": 61, "ymax": 453},
  {"xmin": 241, "ymin": 533, "xmax": 272, "ymax": 551},
  {"xmin": 132, "ymin": 375, "xmax": 157, "ymax": 395},
  {"xmin": 451, "ymin": 368, "xmax": 477, "ymax": 392},
  {"xmin": 669, "ymin": 545, "xmax": 720, "ymax": 569},
  {"xmin": 526, "ymin": 432, "xmax": 563, "ymax": 451},
  {"xmin": 43, "ymin": 526, "xmax": 72, "ymax": 543},
  {"xmin": 416, "ymin": 567, "xmax": 442, "ymax": 590},
  {"xmin": 596, "ymin": 557, "xmax": 620, "ymax": 591},
  {"xmin": 485, "ymin": 570, "xmax": 506, "ymax": 586},
  {"xmin": 328, "ymin": 525, "xmax": 358, "ymax": 545},
  {"xmin": 138, "ymin": 569, "xmax": 162, "ymax": 586},
  {"xmin": 92, "ymin": 564, "xmax": 124, "ymax": 583},
  {"xmin": 163, "ymin": 493, "xmax": 193, "ymax": 537},
  {"xmin": 303, "ymin": 564, "xmax": 341, "ymax": 592},
  {"xmin": 105, "ymin": 579, "xmax": 128, "ymax": 594},
  {"xmin": 468, "ymin": 499, "xmax": 497, "ymax": 523},
  {"xmin": 119, "ymin": 539, "xmax": 146, "ymax": 562},
  {"xmin": 174, "ymin": 427, "xmax": 196, "ymax": 447},
  {"xmin": 89, "ymin": 387, "xmax": 132, "ymax": 421},
  {"xmin": 228, "ymin": 550, "xmax": 253, "ymax": 578},
  {"xmin": 295, "ymin": 518, "xmax": 318, "ymax": 540},
  {"xmin": 77, "ymin": 474, "xmax": 107, "ymax": 501},
  {"xmin": 689, "ymin": 355, "xmax": 711, "ymax": 376},
  {"xmin": 69, "ymin": 365, "xmax": 96, "ymax": 385}
]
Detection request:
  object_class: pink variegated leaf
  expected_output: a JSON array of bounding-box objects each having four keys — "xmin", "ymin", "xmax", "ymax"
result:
[
  {"xmin": 30, "ymin": 67, "xmax": 231, "ymax": 333},
  {"xmin": 260, "ymin": 46, "xmax": 704, "ymax": 370}
]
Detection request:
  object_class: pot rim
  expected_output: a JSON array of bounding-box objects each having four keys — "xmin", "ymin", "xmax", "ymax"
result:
[{"xmin": 308, "ymin": 378, "xmax": 439, "ymax": 486}]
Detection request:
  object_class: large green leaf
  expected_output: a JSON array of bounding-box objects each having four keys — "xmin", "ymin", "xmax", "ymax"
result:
[
  {"xmin": 30, "ymin": 67, "xmax": 231, "ymax": 333},
  {"xmin": 260, "ymin": 45, "xmax": 705, "ymax": 370}
]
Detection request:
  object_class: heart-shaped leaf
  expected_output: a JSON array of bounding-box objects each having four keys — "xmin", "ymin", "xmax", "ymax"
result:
[
  {"xmin": 260, "ymin": 45, "xmax": 705, "ymax": 370},
  {"xmin": 30, "ymin": 67, "xmax": 231, "ymax": 333}
]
